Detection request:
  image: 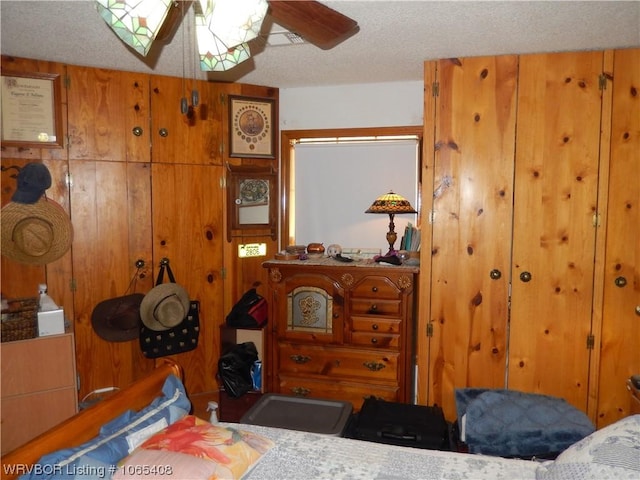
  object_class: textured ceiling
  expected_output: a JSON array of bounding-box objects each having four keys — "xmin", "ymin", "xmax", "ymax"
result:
[{"xmin": 1, "ymin": 1, "xmax": 639, "ymax": 89}]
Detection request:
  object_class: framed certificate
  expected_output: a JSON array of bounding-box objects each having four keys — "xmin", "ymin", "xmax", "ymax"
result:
[
  {"xmin": 1, "ymin": 71, "xmax": 64, "ymax": 148},
  {"xmin": 229, "ymin": 95, "xmax": 275, "ymax": 158}
]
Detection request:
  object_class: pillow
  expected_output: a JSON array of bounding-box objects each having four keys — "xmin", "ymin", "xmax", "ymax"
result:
[
  {"xmin": 24, "ymin": 374, "xmax": 190, "ymax": 480},
  {"xmin": 113, "ymin": 415, "xmax": 275, "ymax": 480},
  {"xmin": 536, "ymin": 414, "xmax": 640, "ymax": 479},
  {"xmin": 455, "ymin": 388, "xmax": 595, "ymax": 458}
]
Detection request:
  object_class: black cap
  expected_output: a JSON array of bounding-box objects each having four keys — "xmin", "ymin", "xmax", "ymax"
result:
[{"xmin": 11, "ymin": 163, "xmax": 52, "ymax": 204}]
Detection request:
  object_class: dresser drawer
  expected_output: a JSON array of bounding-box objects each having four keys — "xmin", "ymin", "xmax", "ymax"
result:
[
  {"xmin": 350, "ymin": 298, "xmax": 401, "ymax": 316},
  {"xmin": 278, "ymin": 343, "xmax": 399, "ymax": 382},
  {"xmin": 351, "ymin": 316, "xmax": 400, "ymax": 333},
  {"xmin": 351, "ymin": 332, "xmax": 400, "ymax": 349},
  {"xmin": 276, "ymin": 373, "xmax": 399, "ymax": 410},
  {"xmin": 351, "ymin": 276, "xmax": 401, "ymax": 300}
]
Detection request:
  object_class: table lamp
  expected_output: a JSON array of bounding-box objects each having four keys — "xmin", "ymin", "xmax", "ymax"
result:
[{"xmin": 365, "ymin": 191, "xmax": 417, "ymax": 255}]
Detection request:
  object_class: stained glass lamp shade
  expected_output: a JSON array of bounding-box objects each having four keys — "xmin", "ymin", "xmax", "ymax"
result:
[
  {"xmin": 206, "ymin": 0, "xmax": 269, "ymax": 49},
  {"xmin": 365, "ymin": 191, "xmax": 417, "ymax": 254},
  {"xmin": 95, "ymin": 0, "xmax": 174, "ymax": 57},
  {"xmin": 195, "ymin": 3, "xmax": 251, "ymax": 71}
]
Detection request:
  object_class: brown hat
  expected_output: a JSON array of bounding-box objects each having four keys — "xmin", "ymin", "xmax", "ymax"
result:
[
  {"xmin": 91, "ymin": 294, "xmax": 144, "ymax": 342},
  {"xmin": 1, "ymin": 197, "xmax": 73, "ymax": 265},
  {"xmin": 140, "ymin": 283, "xmax": 190, "ymax": 331}
]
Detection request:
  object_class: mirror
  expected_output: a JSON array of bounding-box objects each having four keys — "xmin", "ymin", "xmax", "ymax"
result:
[{"xmin": 226, "ymin": 164, "xmax": 277, "ymax": 241}]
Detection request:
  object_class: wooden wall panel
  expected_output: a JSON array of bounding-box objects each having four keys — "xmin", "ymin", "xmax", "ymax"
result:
[
  {"xmin": 150, "ymin": 163, "xmax": 224, "ymax": 395},
  {"xmin": 428, "ymin": 55, "xmax": 518, "ymax": 418},
  {"xmin": 595, "ymin": 48, "xmax": 640, "ymax": 427},
  {"xmin": 67, "ymin": 67, "xmax": 148, "ymax": 162},
  {"xmin": 508, "ymin": 51, "xmax": 605, "ymax": 411},
  {"xmin": 149, "ymin": 77, "xmax": 223, "ymax": 166},
  {"xmin": 70, "ymin": 161, "xmax": 154, "ymax": 397}
]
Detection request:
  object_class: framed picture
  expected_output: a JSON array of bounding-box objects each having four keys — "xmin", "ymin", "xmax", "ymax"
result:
[
  {"xmin": 226, "ymin": 164, "xmax": 277, "ymax": 241},
  {"xmin": 229, "ymin": 95, "xmax": 275, "ymax": 158},
  {"xmin": 1, "ymin": 71, "xmax": 64, "ymax": 148}
]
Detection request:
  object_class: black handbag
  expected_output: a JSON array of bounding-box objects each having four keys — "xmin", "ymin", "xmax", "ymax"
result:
[
  {"xmin": 226, "ymin": 288, "xmax": 268, "ymax": 328},
  {"xmin": 139, "ymin": 259, "xmax": 200, "ymax": 358}
]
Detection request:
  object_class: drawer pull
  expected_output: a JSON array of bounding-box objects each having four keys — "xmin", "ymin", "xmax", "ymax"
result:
[
  {"xmin": 370, "ymin": 304, "xmax": 378, "ymax": 312},
  {"xmin": 372, "ymin": 324, "xmax": 379, "ymax": 330},
  {"xmin": 291, "ymin": 387, "xmax": 310, "ymax": 397},
  {"xmin": 290, "ymin": 354, "xmax": 311, "ymax": 364},
  {"xmin": 363, "ymin": 361, "xmax": 386, "ymax": 371},
  {"xmin": 372, "ymin": 286, "xmax": 378, "ymax": 293},
  {"xmin": 370, "ymin": 338, "xmax": 378, "ymax": 344}
]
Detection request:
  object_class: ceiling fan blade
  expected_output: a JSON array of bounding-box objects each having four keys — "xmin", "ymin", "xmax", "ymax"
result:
[{"xmin": 268, "ymin": 1, "xmax": 359, "ymax": 50}]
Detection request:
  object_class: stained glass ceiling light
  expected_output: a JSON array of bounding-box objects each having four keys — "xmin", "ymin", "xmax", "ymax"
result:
[
  {"xmin": 196, "ymin": 12, "xmax": 251, "ymax": 71},
  {"xmin": 195, "ymin": 0, "xmax": 251, "ymax": 72},
  {"xmin": 95, "ymin": 0, "xmax": 174, "ymax": 57},
  {"xmin": 206, "ymin": 0, "xmax": 268, "ymax": 50}
]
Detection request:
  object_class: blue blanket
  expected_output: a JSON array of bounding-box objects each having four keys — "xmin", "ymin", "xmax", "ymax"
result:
[{"xmin": 455, "ymin": 388, "xmax": 595, "ymax": 458}]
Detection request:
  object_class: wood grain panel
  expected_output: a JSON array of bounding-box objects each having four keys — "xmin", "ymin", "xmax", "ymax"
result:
[
  {"xmin": 150, "ymin": 163, "xmax": 224, "ymax": 395},
  {"xmin": 428, "ymin": 55, "xmax": 517, "ymax": 419},
  {"xmin": 595, "ymin": 48, "xmax": 640, "ymax": 427},
  {"xmin": 149, "ymin": 77, "xmax": 222, "ymax": 165},
  {"xmin": 67, "ymin": 66, "xmax": 128, "ymax": 161},
  {"xmin": 70, "ymin": 161, "xmax": 154, "ymax": 397},
  {"xmin": 508, "ymin": 51, "xmax": 604, "ymax": 411}
]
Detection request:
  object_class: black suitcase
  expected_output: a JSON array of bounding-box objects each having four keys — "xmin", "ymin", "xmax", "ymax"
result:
[{"xmin": 346, "ymin": 397, "xmax": 449, "ymax": 450}]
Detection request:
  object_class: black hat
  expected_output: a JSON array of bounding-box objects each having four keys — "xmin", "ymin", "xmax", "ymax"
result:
[
  {"xmin": 12, "ymin": 163, "xmax": 52, "ymax": 204},
  {"xmin": 91, "ymin": 294, "xmax": 144, "ymax": 342}
]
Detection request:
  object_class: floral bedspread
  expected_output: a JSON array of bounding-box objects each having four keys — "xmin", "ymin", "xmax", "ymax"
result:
[{"xmin": 232, "ymin": 424, "xmax": 540, "ymax": 480}]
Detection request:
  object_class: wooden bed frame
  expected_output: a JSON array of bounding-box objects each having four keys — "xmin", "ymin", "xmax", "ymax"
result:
[{"xmin": 1, "ymin": 360, "xmax": 183, "ymax": 480}]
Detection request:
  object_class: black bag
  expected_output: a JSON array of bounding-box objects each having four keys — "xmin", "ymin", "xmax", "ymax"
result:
[
  {"xmin": 139, "ymin": 259, "xmax": 200, "ymax": 358},
  {"xmin": 218, "ymin": 341, "xmax": 258, "ymax": 398},
  {"xmin": 346, "ymin": 397, "xmax": 449, "ymax": 450},
  {"xmin": 226, "ymin": 288, "xmax": 268, "ymax": 328}
]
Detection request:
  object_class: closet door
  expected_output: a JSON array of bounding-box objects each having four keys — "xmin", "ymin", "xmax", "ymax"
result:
[
  {"xmin": 428, "ymin": 55, "xmax": 518, "ymax": 419},
  {"xmin": 595, "ymin": 48, "xmax": 640, "ymax": 427},
  {"xmin": 508, "ymin": 51, "xmax": 605, "ymax": 411},
  {"xmin": 151, "ymin": 163, "xmax": 224, "ymax": 395}
]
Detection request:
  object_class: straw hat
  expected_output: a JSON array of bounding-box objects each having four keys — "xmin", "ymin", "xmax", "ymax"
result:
[
  {"xmin": 91, "ymin": 293, "xmax": 144, "ymax": 342},
  {"xmin": 1, "ymin": 197, "xmax": 73, "ymax": 265},
  {"xmin": 140, "ymin": 283, "xmax": 190, "ymax": 331}
]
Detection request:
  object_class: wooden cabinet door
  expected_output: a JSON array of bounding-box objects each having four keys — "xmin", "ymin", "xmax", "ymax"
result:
[
  {"xmin": 508, "ymin": 51, "xmax": 605, "ymax": 411},
  {"xmin": 70, "ymin": 160, "xmax": 155, "ymax": 398},
  {"xmin": 595, "ymin": 48, "xmax": 640, "ymax": 427},
  {"xmin": 67, "ymin": 66, "xmax": 150, "ymax": 162},
  {"xmin": 150, "ymin": 163, "xmax": 224, "ymax": 395},
  {"xmin": 150, "ymin": 77, "xmax": 223, "ymax": 165},
  {"xmin": 427, "ymin": 55, "xmax": 518, "ymax": 419}
]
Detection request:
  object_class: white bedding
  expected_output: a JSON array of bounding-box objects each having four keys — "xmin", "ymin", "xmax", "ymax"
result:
[{"xmin": 230, "ymin": 423, "xmax": 541, "ymax": 480}]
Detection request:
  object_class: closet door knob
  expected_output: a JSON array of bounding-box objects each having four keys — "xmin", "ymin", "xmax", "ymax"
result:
[
  {"xmin": 158, "ymin": 128, "xmax": 168, "ymax": 137},
  {"xmin": 635, "ymin": 306, "xmax": 640, "ymax": 316},
  {"xmin": 490, "ymin": 269, "xmax": 502, "ymax": 280},
  {"xmin": 520, "ymin": 271, "xmax": 532, "ymax": 282},
  {"xmin": 132, "ymin": 126, "xmax": 143, "ymax": 136},
  {"xmin": 614, "ymin": 276, "xmax": 627, "ymax": 288}
]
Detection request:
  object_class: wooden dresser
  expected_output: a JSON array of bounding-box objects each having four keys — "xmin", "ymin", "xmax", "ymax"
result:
[
  {"xmin": 263, "ymin": 259, "xmax": 419, "ymax": 410},
  {"xmin": 1, "ymin": 333, "xmax": 78, "ymax": 454}
]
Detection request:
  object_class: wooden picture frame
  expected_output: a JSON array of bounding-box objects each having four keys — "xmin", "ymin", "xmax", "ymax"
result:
[
  {"xmin": 226, "ymin": 164, "xmax": 277, "ymax": 241},
  {"xmin": 1, "ymin": 71, "xmax": 64, "ymax": 148},
  {"xmin": 228, "ymin": 95, "xmax": 275, "ymax": 158}
]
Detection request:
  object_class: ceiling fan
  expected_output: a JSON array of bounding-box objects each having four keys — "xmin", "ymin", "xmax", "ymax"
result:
[{"xmin": 97, "ymin": 1, "xmax": 359, "ymax": 71}]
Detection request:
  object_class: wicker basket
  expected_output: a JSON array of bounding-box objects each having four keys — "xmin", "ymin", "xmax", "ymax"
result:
[{"xmin": 1, "ymin": 297, "xmax": 38, "ymax": 342}]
